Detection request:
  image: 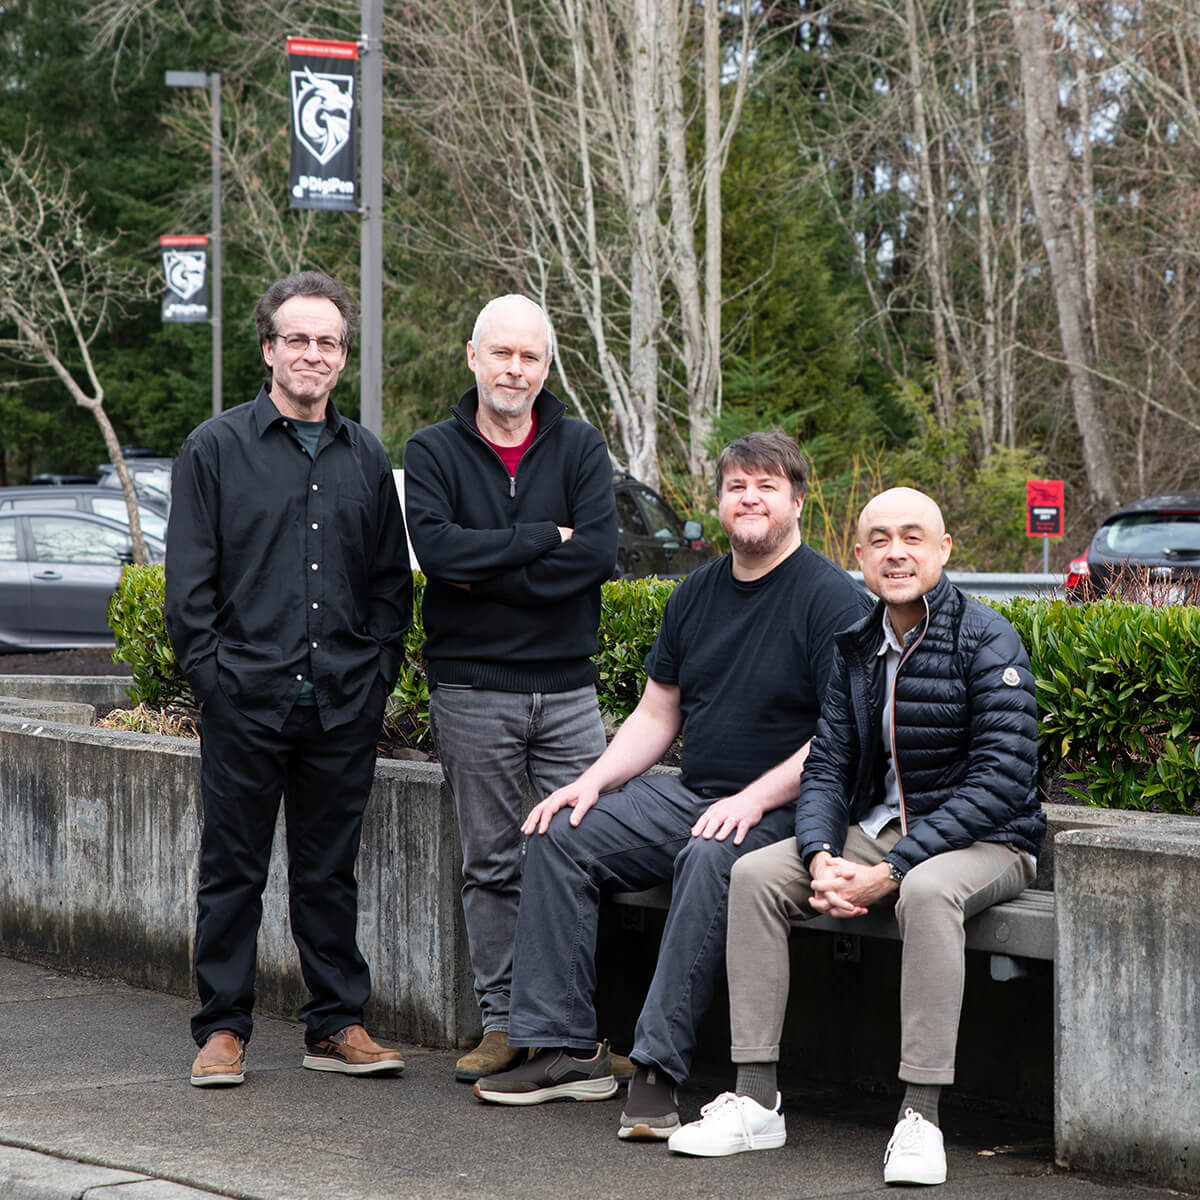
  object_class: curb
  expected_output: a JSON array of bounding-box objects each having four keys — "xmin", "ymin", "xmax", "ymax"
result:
[{"xmin": 0, "ymin": 1145, "xmax": 238, "ymax": 1200}]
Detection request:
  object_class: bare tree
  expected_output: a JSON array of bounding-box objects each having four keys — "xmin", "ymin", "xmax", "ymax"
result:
[
  {"xmin": 82, "ymin": 0, "xmax": 791, "ymax": 486},
  {"xmin": 0, "ymin": 134, "xmax": 152, "ymax": 562},
  {"xmin": 808, "ymin": 1, "xmax": 1035, "ymax": 458},
  {"xmin": 390, "ymin": 0, "xmax": 776, "ymax": 486},
  {"xmin": 1010, "ymin": 0, "xmax": 1117, "ymax": 515}
]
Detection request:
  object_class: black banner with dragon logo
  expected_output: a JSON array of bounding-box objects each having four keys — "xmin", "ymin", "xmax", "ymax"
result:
[
  {"xmin": 287, "ymin": 37, "xmax": 358, "ymax": 212},
  {"xmin": 160, "ymin": 234, "xmax": 210, "ymax": 323}
]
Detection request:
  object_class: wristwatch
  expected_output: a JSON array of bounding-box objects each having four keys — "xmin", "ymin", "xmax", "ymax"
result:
[{"xmin": 886, "ymin": 861, "xmax": 906, "ymax": 884}]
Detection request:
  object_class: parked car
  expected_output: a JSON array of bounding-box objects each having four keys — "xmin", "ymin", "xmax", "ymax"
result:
[
  {"xmin": 393, "ymin": 469, "xmax": 717, "ymax": 580},
  {"xmin": 612, "ymin": 472, "xmax": 716, "ymax": 579},
  {"xmin": 0, "ymin": 509, "xmax": 165, "ymax": 651},
  {"xmin": 96, "ymin": 452, "xmax": 175, "ymax": 507},
  {"xmin": 0, "ymin": 485, "xmax": 170, "ymax": 543},
  {"xmin": 30, "ymin": 472, "xmax": 101, "ymax": 485},
  {"xmin": 1065, "ymin": 491, "xmax": 1200, "ymax": 602}
]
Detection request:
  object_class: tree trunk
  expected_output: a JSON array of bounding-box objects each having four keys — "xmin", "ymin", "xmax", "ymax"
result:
[
  {"xmin": 1010, "ymin": 0, "xmax": 1118, "ymax": 515},
  {"xmin": 628, "ymin": 0, "xmax": 663, "ymax": 486}
]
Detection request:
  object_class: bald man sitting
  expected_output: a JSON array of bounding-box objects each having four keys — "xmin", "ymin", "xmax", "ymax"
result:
[{"xmin": 668, "ymin": 488, "xmax": 1046, "ymax": 1186}]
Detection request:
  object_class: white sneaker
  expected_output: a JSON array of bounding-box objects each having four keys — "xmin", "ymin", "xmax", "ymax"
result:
[
  {"xmin": 883, "ymin": 1108, "xmax": 947, "ymax": 1185},
  {"xmin": 667, "ymin": 1091, "xmax": 786, "ymax": 1157}
]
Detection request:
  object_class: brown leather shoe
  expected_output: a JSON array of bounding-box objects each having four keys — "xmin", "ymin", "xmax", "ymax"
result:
[
  {"xmin": 455, "ymin": 1031, "xmax": 524, "ymax": 1082},
  {"xmin": 302, "ymin": 1024, "xmax": 405, "ymax": 1075},
  {"xmin": 609, "ymin": 1051, "xmax": 637, "ymax": 1083},
  {"xmin": 190, "ymin": 1030, "xmax": 245, "ymax": 1087}
]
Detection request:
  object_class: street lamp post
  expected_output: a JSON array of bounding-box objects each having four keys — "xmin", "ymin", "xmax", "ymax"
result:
[
  {"xmin": 165, "ymin": 69, "xmax": 223, "ymax": 417},
  {"xmin": 359, "ymin": 0, "xmax": 383, "ymax": 439}
]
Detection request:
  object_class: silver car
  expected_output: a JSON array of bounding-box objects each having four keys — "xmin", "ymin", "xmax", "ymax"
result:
[
  {"xmin": 0, "ymin": 484, "xmax": 169, "ymax": 543},
  {"xmin": 0, "ymin": 509, "xmax": 165, "ymax": 651}
]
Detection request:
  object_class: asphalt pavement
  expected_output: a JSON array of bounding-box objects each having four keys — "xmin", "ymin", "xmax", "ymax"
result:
[{"xmin": 0, "ymin": 955, "xmax": 1178, "ymax": 1200}]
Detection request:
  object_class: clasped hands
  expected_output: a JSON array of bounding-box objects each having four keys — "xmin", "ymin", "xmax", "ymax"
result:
[{"xmin": 807, "ymin": 850, "xmax": 898, "ymax": 917}]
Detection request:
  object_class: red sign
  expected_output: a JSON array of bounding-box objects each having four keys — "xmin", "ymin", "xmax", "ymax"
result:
[{"xmin": 1026, "ymin": 480, "xmax": 1064, "ymax": 537}]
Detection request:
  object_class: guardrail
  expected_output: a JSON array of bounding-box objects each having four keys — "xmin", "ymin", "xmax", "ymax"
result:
[{"xmin": 849, "ymin": 570, "xmax": 1065, "ymax": 602}]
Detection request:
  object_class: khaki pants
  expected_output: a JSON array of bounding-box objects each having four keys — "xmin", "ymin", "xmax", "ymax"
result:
[{"xmin": 727, "ymin": 826, "xmax": 1034, "ymax": 1084}]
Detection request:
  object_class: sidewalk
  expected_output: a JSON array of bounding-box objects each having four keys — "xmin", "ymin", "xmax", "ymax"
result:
[{"xmin": 0, "ymin": 955, "xmax": 1168, "ymax": 1200}]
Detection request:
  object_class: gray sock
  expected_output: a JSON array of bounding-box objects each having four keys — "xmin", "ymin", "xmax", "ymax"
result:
[
  {"xmin": 735, "ymin": 1062, "xmax": 778, "ymax": 1111},
  {"xmin": 900, "ymin": 1083, "xmax": 941, "ymax": 1127}
]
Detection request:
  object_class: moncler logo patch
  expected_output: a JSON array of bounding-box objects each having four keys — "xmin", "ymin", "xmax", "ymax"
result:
[{"xmin": 1002, "ymin": 666, "xmax": 1021, "ymax": 687}]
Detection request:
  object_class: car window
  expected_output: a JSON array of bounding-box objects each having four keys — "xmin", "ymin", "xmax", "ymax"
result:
[
  {"xmin": 1097, "ymin": 513, "xmax": 1200, "ymax": 557},
  {"xmin": 28, "ymin": 515, "xmax": 130, "ymax": 565},
  {"xmin": 615, "ymin": 491, "xmax": 648, "ymax": 536},
  {"xmin": 98, "ymin": 466, "xmax": 172, "ymax": 502},
  {"xmin": 132, "ymin": 468, "xmax": 172, "ymax": 500},
  {"xmin": 0, "ymin": 516, "xmax": 18, "ymax": 561},
  {"xmin": 634, "ymin": 486, "xmax": 684, "ymax": 540},
  {"xmin": 91, "ymin": 496, "xmax": 168, "ymax": 542},
  {"xmin": 1, "ymin": 495, "xmax": 78, "ymax": 510}
]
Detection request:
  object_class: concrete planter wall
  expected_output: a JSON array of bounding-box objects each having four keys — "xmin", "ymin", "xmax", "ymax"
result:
[
  {"xmin": 0, "ymin": 689, "xmax": 474, "ymax": 1049},
  {"xmin": 1, "ymin": 676, "xmax": 1197, "ymax": 1192},
  {"xmin": 1054, "ymin": 824, "xmax": 1199, "ymax": 1192}
]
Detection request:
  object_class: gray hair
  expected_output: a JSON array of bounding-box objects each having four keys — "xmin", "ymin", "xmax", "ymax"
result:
[{"xmin": 471, "ymin": 294, "xmax": 555, "ymax": 361}]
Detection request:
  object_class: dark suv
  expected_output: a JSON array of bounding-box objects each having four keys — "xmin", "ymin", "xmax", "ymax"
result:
[
  {"xmin": 612, "ymin": 473, "xmax": 716, "ymax": 580},
  {"xmin": 1066, "ymin": 491, "xmax": 1200, "ymax": 602}
]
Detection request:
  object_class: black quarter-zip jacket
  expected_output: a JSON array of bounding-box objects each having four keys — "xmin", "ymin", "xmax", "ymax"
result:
[
  {"xmin": 402, "ymin": 386, "xmax": 617, "ymax": 693},
  {"xmin": 795, "ymin": 572, "xmax": 1046, "ymax": 874}
]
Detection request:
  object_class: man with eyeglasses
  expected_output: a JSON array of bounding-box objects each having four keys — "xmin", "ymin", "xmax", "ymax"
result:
[{"xmin": 166, "ymin": 271, "xmax": 412, "ymax": 1088}]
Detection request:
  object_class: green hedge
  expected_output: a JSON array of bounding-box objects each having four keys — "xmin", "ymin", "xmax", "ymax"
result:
[
  {"xmin": 106, "ymin": 567, "xmax": 674, "ymax": 736},
  {"xmin": 995, "ymin": 597, "xmax": 1200, "ymax": 815},
  {"xmin": 107, "ymin": 564, "xmax": 192, "ymax": 707},
  {"xmin": 108, "ymin": 567, "xmax": 1200, "ymax": 814}
]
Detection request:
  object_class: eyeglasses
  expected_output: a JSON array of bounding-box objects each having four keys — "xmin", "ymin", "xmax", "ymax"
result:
[{"xmin": 274, "ymin": 333, "xmax": 344, "ymax": 356}]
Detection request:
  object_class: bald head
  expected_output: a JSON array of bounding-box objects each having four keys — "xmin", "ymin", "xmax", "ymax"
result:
[
  {"xmin": 857, "ymin": 487, "xmax": 945, "ymax": 544},
  {"xmin": 467, "ymin": 294, "xmax": 555, "ymax": 433},
  {"xmin": 471, "ymin": 294, "xmax": 554, "ymax": 362},
  {"xmin": 855, "ymin": 487, "xmax": 952, "ymax": 633}
]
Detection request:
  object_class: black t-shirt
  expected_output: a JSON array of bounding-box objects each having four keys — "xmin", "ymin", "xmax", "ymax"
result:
[{"xmin": 643, "ymin": 543, "xmax": 870, "ymax": 796}]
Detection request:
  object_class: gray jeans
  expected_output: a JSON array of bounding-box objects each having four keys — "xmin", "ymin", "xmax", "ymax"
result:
[
  {"xmin": 429, "ymin": 683, "xmax": 606, "ymax": 1032},
  {"xmin": 507, "ymin": 772, "xmax": 798, "ymax": 1084},
  {"xmin": 728, "ymin": 825, "xmax": 1035, "ymax": 1084}
]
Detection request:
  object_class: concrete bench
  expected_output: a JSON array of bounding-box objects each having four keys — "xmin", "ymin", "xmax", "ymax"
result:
[{"xmin": 612, "ymin": 882, "xmax": 1054, "ymax": 981}]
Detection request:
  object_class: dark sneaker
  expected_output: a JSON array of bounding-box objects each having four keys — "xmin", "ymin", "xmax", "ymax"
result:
[
  {"xmin": 618, "ymin": 1064, "xmax": 680, "ymax": 1140},
  {"xmin": 302, "ymin": 1024, "xmax": 405, "ymax": 1076},
  {"xmin": 190, "ymin": 1030, "xmax": 245, "ymax": 1088},
  {"xmin": 455, "ymin": 1031, "xmax": 524, "ymax": 1082},
  {"xmin": 473, "ymin": 1041, "xmax": 617, "ymax": 1105}
]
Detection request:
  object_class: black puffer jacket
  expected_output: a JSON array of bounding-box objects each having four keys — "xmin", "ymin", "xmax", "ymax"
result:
[{"xmin": 795, "ymin": 573, "xmax": 1045, "ymax": 874}]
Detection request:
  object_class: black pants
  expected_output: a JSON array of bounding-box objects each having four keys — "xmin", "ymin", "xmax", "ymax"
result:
[{"xmin": 191, "ymin": 678, "xmax": 385, "ymax": 1048}]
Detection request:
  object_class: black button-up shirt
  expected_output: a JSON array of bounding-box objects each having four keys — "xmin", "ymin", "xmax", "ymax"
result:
[{"xmin": 165, "ymin": 388, "xmax": 412, "ymax": 731}]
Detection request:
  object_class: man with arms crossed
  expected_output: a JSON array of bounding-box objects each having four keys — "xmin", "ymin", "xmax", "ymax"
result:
[
  {"xmin": 402, "ymin": 295, "xmax": 619, "ymax": 1082},
  {"xmin": 167, "ymin": 271, "xmax": 412, "ymax": 1087},
  {"xmin": 473, "ymin": 431, "xmax": 870, "ymax": 1142},
  {"xmin": 669, "ymin": 487, "xmax": 1044, "ymax": 1187}
]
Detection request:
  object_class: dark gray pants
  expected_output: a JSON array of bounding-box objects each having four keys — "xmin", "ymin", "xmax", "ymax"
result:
[
  {"xmin": 507, "ymin": 772, "xmax": 797, "ymax": 1084},
  {"xmin": 430, "ymin": 683, "xmax": 607, "ymax": 1033}
]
